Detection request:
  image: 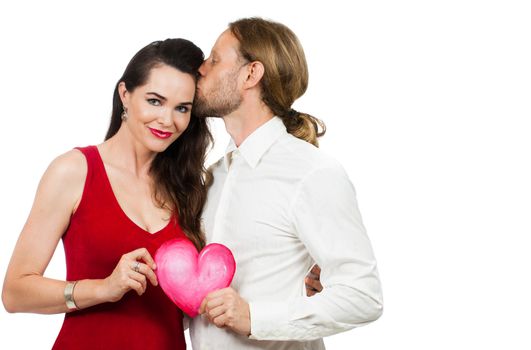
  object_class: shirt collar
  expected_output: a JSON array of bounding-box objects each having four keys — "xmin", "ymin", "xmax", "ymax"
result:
[{"xmin": 223, "ymin": 116, "xmax": 287, "ymax": 170}]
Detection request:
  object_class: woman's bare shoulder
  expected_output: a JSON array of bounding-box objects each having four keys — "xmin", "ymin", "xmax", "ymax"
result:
[
  {"xmin": 35, "ymin": 149, "xmax": 88, "ymax": 205},
  {"xmin": 45, "ymin": 149, "xmax": 87, "ymax": 184}
]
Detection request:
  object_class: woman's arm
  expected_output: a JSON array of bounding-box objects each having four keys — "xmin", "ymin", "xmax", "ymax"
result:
[
  {"xmin": 1, "ymin": 150, "xmax": 158, "ymax": 314},
  {"xmin": 2, "ymin": 150, "xmax": 97, "ymax": 313}
]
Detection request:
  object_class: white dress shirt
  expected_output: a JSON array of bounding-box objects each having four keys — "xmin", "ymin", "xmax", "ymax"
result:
[{"xmin": 190, "ymin": 117, "xmax": 383, "ymax": 350}]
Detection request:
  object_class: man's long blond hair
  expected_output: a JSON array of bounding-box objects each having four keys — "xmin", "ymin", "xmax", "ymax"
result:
[{"xmin": 229, "ymin": 17, "xmax": 326, "ymax": 146}]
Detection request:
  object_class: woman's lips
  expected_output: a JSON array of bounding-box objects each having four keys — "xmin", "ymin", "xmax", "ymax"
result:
[{"xmin": 148, "ymin": 127, "xmax": 173, "ymax": 139}]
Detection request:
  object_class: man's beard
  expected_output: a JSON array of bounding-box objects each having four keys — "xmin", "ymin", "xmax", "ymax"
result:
[{"xmin": 193, "ymin": 69, "xmax": 242, "ymax": 118}]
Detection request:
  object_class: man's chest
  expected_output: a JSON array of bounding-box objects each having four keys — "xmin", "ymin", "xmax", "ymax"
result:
[{"xmin": 202, "ymin": 164, "xmax": 307, "ymax": 255}]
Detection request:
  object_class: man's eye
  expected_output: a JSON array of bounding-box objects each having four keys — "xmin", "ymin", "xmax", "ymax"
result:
[{"xmin": 147, "ymin": 98, "xmax": 161, "ymax": 106}]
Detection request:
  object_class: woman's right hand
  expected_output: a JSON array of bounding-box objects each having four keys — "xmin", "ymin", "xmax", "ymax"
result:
[
  {"xmin": 102, "ymin": 248, "xmax": 158, "ymax": 302},
  {"xmin": 305, "ymin": 264, "xmax": 323, "ymax": 297}
]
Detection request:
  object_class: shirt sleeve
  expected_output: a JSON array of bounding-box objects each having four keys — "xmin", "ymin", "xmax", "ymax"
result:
[
  {"xmin": 182, "ymin": 314, "xmax": 190, "ymax": 331},
  {"xmin": 248, "ymin": 161, "xmax": 383, "ymax": 341}
]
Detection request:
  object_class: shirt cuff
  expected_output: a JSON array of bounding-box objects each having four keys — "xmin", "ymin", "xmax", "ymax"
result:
[{"xmin": 248, "ymin": 301, "xmax": 289, "ymax": 340}]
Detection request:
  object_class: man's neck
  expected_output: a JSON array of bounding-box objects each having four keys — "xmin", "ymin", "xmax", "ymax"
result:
[{"xmin": 223, "ymin": 102, "xmax": 275, "ymax": 147}]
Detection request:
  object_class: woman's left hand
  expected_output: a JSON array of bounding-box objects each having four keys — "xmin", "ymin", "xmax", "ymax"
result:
[{"xmin": 199, "ymin": 287, "xmax": 251, "ymax": 336}]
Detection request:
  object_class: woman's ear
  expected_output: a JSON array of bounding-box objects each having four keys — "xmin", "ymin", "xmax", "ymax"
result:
[
  {"xmin": 118, "ymin": 82, "xmax": 129, "ymax": 109},
  {"xmin": 243, "ymin": 61, "xmax": 265, "ymax": 89}
]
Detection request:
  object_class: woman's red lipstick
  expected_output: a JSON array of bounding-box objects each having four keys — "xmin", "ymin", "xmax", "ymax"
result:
[{"xmin": 148, "ymin": 127, "xmax": 173, "ymax": 139}]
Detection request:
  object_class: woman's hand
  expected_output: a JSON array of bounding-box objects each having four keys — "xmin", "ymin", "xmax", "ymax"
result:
[
  {"xmin": 305, "ymin": 264, "xmax": 323, "ymax": 296},
  {"xmin": 102, "ymin": 248, "xmax": 158, "ymax": 302}
]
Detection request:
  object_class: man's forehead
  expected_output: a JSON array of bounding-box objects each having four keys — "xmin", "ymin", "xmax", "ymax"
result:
[{"xmin": 212, "ymin": 30, "xmax": 240, "ymax": 56}]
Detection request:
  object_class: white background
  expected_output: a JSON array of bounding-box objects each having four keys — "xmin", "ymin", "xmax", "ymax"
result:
[{"xmin": 1, "ymin": 0, "xmax": 530, "ymax": 348}]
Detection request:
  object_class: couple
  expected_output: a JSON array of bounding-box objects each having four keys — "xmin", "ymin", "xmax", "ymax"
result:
[{"xmin": 2, "ymin": 17, "xmax": 383, "ymax": 349}]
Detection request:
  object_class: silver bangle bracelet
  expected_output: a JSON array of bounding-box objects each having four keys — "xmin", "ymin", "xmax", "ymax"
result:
[{"xmin": 64, "ymin": 281, "xmax": 79, "ymax": 311}]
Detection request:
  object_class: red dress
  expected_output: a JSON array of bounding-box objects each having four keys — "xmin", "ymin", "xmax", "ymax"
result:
[{"xmin": 53, "ymin": 146, "xmax": 187, "ymax": 349}]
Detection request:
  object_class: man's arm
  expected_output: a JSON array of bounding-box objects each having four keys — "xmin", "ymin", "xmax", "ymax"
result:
[
  {"xmin": 248, "ymin": 161, "xmax": 383, "ymax": 340},
  {"xmin": 200, "ymin": 161, "xmax": 383, "ymax": 340}
]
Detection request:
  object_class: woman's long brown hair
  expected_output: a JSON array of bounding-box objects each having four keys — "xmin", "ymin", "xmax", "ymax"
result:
[{"xmin": 105, "ymin": 39, "xmax": 212, "ymax": 250}]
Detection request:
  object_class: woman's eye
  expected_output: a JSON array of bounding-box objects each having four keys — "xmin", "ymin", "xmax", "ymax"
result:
[
  {"xmin": 147, "ymin": 98, "xmax": 161, "ymax": 106},
  {"xmin": 176, "ymin": 105, "xmax": 189, "ymax": 113}
]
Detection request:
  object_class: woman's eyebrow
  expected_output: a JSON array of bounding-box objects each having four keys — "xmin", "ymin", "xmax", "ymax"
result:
[{"xmin": 146, "ymin": 92, "xmax": 167, "ymax": 100}]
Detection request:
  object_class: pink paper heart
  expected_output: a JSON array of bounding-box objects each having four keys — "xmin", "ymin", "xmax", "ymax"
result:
[{"xmin": 155, "ymin": 238, "xmax": 236, "ymax": 317}]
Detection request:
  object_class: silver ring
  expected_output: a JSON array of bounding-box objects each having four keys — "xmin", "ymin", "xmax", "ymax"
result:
[{"xmin": 133, "ymin": 261, "xmax": 140, "ymax": 273}]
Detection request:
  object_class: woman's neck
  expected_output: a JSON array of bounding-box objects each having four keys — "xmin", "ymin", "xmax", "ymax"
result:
[{"xmin": 100, "ymin": 124, "xmax": 156, "ymax": 179}]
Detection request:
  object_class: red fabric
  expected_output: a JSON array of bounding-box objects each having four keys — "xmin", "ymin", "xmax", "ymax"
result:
[{"xmin": 53, "ymin": 146, "xmax": 186, "ymax": 349}]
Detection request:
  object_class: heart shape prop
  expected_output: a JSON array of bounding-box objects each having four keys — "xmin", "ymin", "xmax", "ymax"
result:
[{"xmin": 155, "ymin": 238, "xmax": 236, "ymax": 317}]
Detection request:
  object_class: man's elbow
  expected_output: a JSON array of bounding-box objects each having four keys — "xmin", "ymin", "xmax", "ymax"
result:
[
  {"xmin": 358, "ymin": 279, "xmax": 383, "ymax": 324},
  {"xmin": 366, "ymin": 299, "xmax": 383, "ymax": 323},
  {"xmin": 352, "ymin": 296, "xmax": 383, "ymax": 326}
]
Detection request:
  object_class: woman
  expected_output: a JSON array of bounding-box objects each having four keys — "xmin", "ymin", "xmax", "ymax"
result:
[{"xmin": 2, "ymin": 38, "xmax": 211, "ymax": 349}]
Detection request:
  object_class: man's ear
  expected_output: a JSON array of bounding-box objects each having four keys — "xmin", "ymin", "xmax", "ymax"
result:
[
  {"xmin": 118, "ymin": 82, "xmax": 130, "ymax": 109},
  {"xmin": 243, "ymin": 61, "xmax": 265, "ymax": 89}
]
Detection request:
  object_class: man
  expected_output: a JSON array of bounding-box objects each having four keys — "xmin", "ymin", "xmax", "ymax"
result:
[{"xmin": 191, "ymin": 17, "xmax": 383, "ymax": 349}]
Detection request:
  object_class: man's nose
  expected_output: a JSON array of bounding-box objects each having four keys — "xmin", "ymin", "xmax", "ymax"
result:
[{"xmin": 198, "ymin": 61, "xmax": 207, "ymax": 77}]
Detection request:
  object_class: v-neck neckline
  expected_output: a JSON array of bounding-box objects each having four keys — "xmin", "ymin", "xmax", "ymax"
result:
[{"xmin": 92, "ymin": 145, "xmax": 172, "ymax": 236}]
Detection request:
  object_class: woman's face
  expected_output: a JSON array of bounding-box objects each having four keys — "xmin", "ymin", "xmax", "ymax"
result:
[{"xmin": 119, "ymin": 64, "xmax": 196, "ymax": 153}]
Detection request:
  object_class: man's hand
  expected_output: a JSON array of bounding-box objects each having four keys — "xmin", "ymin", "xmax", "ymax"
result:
[
  {"xmin": 199, "ymin": 287, "xmax": 251, "ymax": 336},
  {"xmin": 305, "ymin": 264, "xmax": 323, "ymax": 296}
]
